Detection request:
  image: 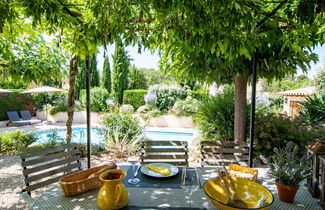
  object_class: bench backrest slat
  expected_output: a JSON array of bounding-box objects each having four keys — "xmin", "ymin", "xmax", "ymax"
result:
[
  {"xmin": 22, "ymin": 156, "xmax": 80, "ymax": 176},
  {"xmin": 20, "ymin": 144, "xmax": 77, "ymax": 159},
  {"xmin": 140, "ymin": 140, "xmax": 189, "ymax": 166},
  {"xmin": 24, "ymin": 170, "xmax": 77, "ymax": 193},
  {"xmin": 142, "ymin": 141, "xmax": 188, "ymax": 146},
  {"xmin": 200, "ymin": 141, "xmax": 249, "ymax": 167},
  {"xmin": 20, "ymin": 144, "xmax": 82, "ymax": 195}
]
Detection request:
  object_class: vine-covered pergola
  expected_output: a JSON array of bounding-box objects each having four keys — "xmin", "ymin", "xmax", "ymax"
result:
[{"xmin": 1, "ymin": 0, "xmax": 324, "ymax": 167}]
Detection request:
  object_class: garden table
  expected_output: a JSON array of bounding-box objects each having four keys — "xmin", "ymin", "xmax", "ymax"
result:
[{"xmin": 28, "ymin": 166, "xmax": 321, "ymax": 209}]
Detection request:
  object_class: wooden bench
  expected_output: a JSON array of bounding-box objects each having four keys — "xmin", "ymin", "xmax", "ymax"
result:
[
  {"xmin": 140, "ymin": 140, "xmax": 189, "ymax": 166},
  {"xmin": 19, "ymin": 144, "xmax": 82, "ymax": 197},
  {"xmin": 200, "ymin": 141, "xmax": 249, "ymax": 167}
]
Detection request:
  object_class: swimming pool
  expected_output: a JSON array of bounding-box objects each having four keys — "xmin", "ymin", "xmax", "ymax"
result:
[{"xmin": 34, "ymin": 128, "xmax": 194, "ymax": 145}]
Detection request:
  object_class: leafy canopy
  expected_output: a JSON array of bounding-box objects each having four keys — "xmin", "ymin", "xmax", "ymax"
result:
[
  {"xmin": 1, "ymin": 0, "xmax": 324, "ymax": 84},
  {"xmin": 0, "ymin": 19, "xmax": 67, "ymax": 84}
]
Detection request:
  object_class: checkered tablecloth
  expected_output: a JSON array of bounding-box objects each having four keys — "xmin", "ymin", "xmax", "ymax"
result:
[{"xmin": 28, "ymin": 166, "xmax": 322, "ymax": 209}]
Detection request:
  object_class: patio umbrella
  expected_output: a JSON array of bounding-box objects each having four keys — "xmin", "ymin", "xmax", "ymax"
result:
[
  {"xmin": 0, "ymin": 88, "xmax": 13, "ymax": 93},
  {"xmin": 21, "ymin": 86, "xmax": 64, "ymax": 122}
]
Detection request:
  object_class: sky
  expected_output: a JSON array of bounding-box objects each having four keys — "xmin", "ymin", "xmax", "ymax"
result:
[
  {"xmin": 97, "ymin": 45, "xmax": 159, "ymax": 71},
  {"xmin": 97, "ymin": 44, "xmax": 324, "ymax": 79},
  {"xmin": 296, "ymin": 44, "xmax": 325, "ymax": 78}
]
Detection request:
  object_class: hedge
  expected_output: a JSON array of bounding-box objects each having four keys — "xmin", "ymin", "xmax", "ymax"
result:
[
  {"xmin": 148, "ymin": 85, "xmax": 187, "ymax": 110},
  {"xmin": 123, "ymin": 90, "xmax": 148, "ymax": 109}
]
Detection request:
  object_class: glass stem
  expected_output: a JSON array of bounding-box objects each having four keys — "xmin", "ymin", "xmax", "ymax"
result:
[{"xmin": 132, "ymin": 164, "xmax": 135, "ymax": 177}]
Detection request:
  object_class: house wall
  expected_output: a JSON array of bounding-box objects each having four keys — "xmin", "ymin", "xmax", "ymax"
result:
[
  {"xmin": 47, "ymin": 111, "xmax": 103, "ymax": 124},
  {"xmin": 283, "ymin": 96, "xmax": 306, "ymax": 116}
]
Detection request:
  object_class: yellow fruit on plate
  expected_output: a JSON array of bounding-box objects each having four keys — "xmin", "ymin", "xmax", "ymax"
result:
[{"xmin": 147, "ymin": 165, "xmax": 171, "ymax": 176}]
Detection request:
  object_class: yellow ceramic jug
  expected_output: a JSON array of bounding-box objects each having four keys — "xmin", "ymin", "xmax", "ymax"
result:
[{"xmin": 98, "ymin": 169, "xmax": 128, "ymax": 210}]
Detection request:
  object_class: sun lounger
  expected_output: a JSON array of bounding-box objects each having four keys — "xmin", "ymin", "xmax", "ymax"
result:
[
  {"xmin": 6, "ymin": 111, "xmax": 31, "ymax": 126},
  {"xmin": 20, "ymin": 110, "xmax": 42, "ymax": 124}
]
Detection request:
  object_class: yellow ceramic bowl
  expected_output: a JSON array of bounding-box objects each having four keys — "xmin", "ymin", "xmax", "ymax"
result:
[{"xmin": 203, "ymin": 177, "xmax": 273, "ymax": 210}]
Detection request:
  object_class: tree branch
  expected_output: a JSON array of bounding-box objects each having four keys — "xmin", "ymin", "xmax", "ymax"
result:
[{"xmin": 256, "ymin": 0, "xmax": 289, "ymax": 28}]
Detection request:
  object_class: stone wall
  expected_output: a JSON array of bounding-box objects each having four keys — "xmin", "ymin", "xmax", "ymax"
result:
[{"xmin": 145, "ymin": 114, "xmax": 194, "ymax": 128}]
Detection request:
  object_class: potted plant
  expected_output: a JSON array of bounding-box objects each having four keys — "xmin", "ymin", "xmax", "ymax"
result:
[{"xmin": 264, "ymin": 141, "xmax": 311, "ymax": 203}]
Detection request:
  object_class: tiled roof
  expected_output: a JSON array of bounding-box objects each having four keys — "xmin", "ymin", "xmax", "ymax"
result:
[{"xmin": 279, "ymin": 86, "xmax": 317, "ymax": 96}]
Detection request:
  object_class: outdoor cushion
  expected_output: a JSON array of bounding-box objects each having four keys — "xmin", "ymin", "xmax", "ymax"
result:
[
  {"xmin": 7, "ymin": 111, "xmax": 20, "ymax": 121},
  {"xmin": 28, "ymin": 119, "xmax": 42, "ymax": 124},
  {"xmin": 6, "ymin": 111, "xmax": 31, "ymax": 126},
  {"xmin": 12, "ymin": 121, "xmax": 31, "ymax": 126},
  {"xmin": 20, "ymin": 110, "xmax": 41, "ymax": 124}
]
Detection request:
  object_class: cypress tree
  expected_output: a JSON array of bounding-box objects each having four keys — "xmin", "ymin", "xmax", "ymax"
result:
[
  {"xmin": 128, "ymin": 65, "xmax": 147, "ymax": 89},
  {"xmin": 112, "ymin": 38, "xmax": 130, "ymax": 104},
  {"xmin": 75, "ymin": 57, "xmax": 86, "ymax": 100},
  {"xmin": 90, "ymin": 54, "xmax": 100, "ymax": 87},
  {"xmin": 101, "ymin": 55, "xmax": 112, "ymax": 93}
]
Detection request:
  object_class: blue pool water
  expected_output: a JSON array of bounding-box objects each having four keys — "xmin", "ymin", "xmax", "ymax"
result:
[{"xmin": 34, "ymin": 128, "xmax": 194, "ymax": 145}]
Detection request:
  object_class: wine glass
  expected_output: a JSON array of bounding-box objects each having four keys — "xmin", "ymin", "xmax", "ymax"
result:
[
  {"xmin": 127, "ymin": 153, "xmax": 140, "ymax": 185},
  {"xmin": 181, "ymin": 167, "xmax": 200, "ymax": 207}
]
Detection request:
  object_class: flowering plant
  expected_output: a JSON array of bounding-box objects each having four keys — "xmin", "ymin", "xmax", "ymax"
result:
[
  {"xmin": 144, "ymin": 92, "xmax": 157, "ymax": 107},
  {"xmin": 105, "ymin": 98, "xmax": 115, "ymax": 106},
  {"xmin": 261, "ymin": 141, "xmax": 311, "ymax": 186}
]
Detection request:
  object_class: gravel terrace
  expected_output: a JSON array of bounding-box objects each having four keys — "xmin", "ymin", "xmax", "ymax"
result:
[
  {"xmin": 0, "ymin": 154, "xmax": 123, "ymax": 210},
  {"xmin": 0, "ymin": 151, "xmax": 200, "ymax": 210}
]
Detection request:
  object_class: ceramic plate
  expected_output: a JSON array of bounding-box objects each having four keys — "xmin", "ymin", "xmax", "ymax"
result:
[{"xmin": 141, "ymin": 163, "xmax": 179, "ymax": 178}]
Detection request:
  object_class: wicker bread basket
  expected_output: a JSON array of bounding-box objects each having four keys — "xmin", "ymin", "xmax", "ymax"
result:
[
  {"xmin": 59, "ymin": 162, "xmax": 117, "ymax": 196},
  {"xmin": 221, "ymin": 164, "xmax": 258, "ymax": 181}
]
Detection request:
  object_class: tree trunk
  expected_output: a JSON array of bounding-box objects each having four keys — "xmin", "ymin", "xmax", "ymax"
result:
[
  {"xmin": 234, "ymin": 74, "xmax": 248, "ymax": 142},
  {"xmin": 66, "ymin": 54, "xmax": 78, "ymax": 144}
]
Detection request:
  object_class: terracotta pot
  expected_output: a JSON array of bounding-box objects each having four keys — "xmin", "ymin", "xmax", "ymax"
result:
[{"xmin": 275, "ymin": 181, "xmax": 299, "ymax": 203}]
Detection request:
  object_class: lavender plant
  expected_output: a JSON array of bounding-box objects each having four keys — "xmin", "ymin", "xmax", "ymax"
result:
[
  {"xmin": 144, "ymin": 91, "xmax": 157, "ymax": 108},
  {"xmin": 261, "ymin": 141, "xmax": 311, "ymax": 186}
]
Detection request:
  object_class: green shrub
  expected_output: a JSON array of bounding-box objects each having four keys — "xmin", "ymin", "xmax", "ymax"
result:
[
  {"xmin": 0, "ymin": 93, "xmax": 33, "ymax": 120},
  {"xmin": 32, "ymin": 92, "xmax": 67, "ymax": 111},
  {"xmin": 123, "ymin": 90, "xmax": 148, "ymax": 109},
  {"xmin": 0, "ymin": 130, "xmax": 37, "ymax": 153},
  {"xmin": 20, "ymin": 142, "xmax": 59, "ymax": 153},
  {"xmin": 195, "ymin": 87, "xmax": 235, "ymax": 141},
  {"xmin": 190, "ymin": 90, "xmax": 209, "ymax": 101},
  {"xmin": 80, "ymin": 87, "xmax": 110, "ymax": 112},
  {"xmin": 256, "ymin": 96, "xmax": 283, "ymax": 115},
  {"xmin": 173, "ymin": 97, "xmax": 201, "ymax": 116},
  {"xmin": 49, "ymin": 104, "xmax": 67, "ymax": 115},
  {"xmin": 146, "ymin": 109, "xmax": 168, "ymax": 118},
  {"xmin": 75, "ymin": 143, "xmax": 106, "ymax": 158},
  {"xmin": 254, "ymin": 112, "xmax": 325, "ymax": 157},
  {"xmin": 46, "ymin": 129, "xmax": 65, "ymax": 143},
  {"xmin": 101, "ymin": 111, "xmax": 143, "ymax": 158},
  {"xmin": 148, "ymin": 85, "xmax": 186, "ymax": 111},
  {"xmin": 299, "ymin": 93, "xmax": 325, "ymax": 126}
]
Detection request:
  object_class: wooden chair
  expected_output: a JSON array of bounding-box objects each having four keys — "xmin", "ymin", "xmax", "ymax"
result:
[
  {"xmin": 200, "ymin": 141, "xmax": 249, "ymax": 167},
  {"xmin": 19, "ymin": 144, "xmax": 82, "ymax": 202},
  {"xmin": 140, "ymin": 140, "xmax": 189, "ymax": 166}
]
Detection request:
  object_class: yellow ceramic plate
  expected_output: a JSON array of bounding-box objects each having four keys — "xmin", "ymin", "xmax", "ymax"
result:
[{"xmin": 203, "ymin": 177, "xmax": 274, "ymax": 210}]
